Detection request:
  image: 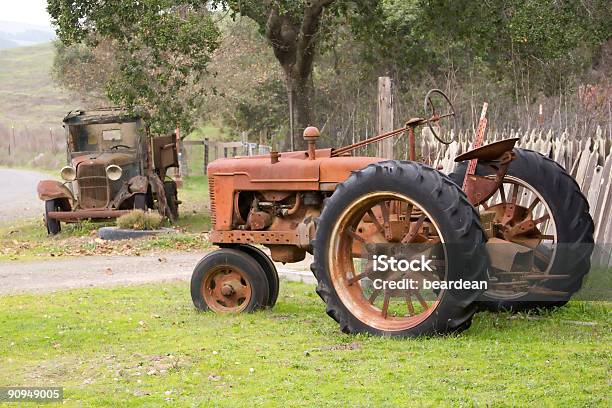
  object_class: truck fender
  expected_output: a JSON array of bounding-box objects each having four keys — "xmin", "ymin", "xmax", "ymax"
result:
[
  {"xmin": 37, "ymin": 180, "xmax": 74, "ymax": 204},
  {"xmin": 128, "ymin": 176, "xmax": 149, "ymax": 193}
]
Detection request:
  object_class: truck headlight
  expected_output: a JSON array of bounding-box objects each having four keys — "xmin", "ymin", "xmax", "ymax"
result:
[
  {"xmin": 105, "ymin": 165, "xmax": 123, "ymax": 181},
  {"xmin": 60, "ymin": 166, "xmax": 76, "ymax": 181}
]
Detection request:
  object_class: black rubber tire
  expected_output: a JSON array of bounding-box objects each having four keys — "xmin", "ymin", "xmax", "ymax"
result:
[
  {"xmin": 44, "ymin": 199, "xmax": 61, "ymax": 235},
  {"xmin": 163, "ymin": 181, "xmax": 179, "ymax": 222},
  {"xmin": 312, "ymin": 160, "xmax": 488, "ymax": 337},
  {"xmin": 449, "ymin": 148, "xmax": 594, "ymax": 312},
  {"xmin": 133, "ymin": 193, "xmax": 147, "ymax": 210},
  {"xmin": 190, "ymin": 248, "xmax": 269, "ymax": 313},
  {"xmin": 235, "ymin": 244, "xmax": 279, "ymax": 308}
]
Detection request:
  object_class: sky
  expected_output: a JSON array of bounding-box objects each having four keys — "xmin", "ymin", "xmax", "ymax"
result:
[{"xmin": 0, "ymin": 0, "xmax": 53, "ymax": 29}]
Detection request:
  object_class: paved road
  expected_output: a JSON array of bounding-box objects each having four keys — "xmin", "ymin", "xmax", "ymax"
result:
[
  {"xmin": 0, "ymin": 168, "xmax": 49, "ymax": 223},
  {"xmin": 0, "ymin": 251, "xmax": 316, "ymax": 295}
]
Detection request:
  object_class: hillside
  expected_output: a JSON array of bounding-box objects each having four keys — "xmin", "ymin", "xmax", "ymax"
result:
[
  {"xmin": 0, "ymin": 42, "xmax": 75, "ymax": 129},
  {"xmin": 0, "ymin": 21, "xmax": 55, "ymax": 49}
]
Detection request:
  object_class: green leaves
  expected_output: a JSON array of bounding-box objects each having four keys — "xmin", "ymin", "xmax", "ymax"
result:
[{"xmin": 48, "ymin": 1, "xmax": 221, "ymax": 134}]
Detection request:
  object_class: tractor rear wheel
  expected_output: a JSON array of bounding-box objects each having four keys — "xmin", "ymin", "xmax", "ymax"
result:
[
  {"xmin": 191, "ymin": 248, "xmax": 269, "ymax": 313},
  {"xmin": 449, "ymin": 148, "xmax": 594, "ymax": 311},
  {"xmin": 312, "ymin": 161, "xmax": 488, "ymax": 337}
]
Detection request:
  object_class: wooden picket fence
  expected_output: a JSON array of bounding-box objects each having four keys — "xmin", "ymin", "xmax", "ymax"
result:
[
  {"xmin": 180, "ymin": 139, "xmax": 271, "ymax": 176},
  {"xmin": 420, "ymin": 126, "xmax": 612, "ymax": 266}
]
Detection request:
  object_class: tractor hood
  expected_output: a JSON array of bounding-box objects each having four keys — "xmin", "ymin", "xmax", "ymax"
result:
[{"xmin": 207, "ymin": 148, "xmax": 382, "ymax": 190}]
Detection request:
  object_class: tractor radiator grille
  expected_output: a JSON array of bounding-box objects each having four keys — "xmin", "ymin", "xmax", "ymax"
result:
[
  {"xmin": 77, "ymin": 164, "xmax": 109, "ymax": 209},
  {"xmin": 208, "ymin": 175, "xmax": 216, "ymax": 228}
]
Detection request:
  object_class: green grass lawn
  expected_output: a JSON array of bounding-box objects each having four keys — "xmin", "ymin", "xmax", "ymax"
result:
[{"xmin": 0, "ymin": 281, "xmax": 609, "ymax": 407}]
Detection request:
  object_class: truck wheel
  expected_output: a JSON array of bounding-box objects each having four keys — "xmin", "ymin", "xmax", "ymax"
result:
[
  {"xmin": 44, "ymin": 199, "xmax": 61, "ymax": 235},
  {"xmin": 191, "ymin": 248, "xmax": 269, "ymax": 313},
  {"xmin": 449, "ymin": 148, "xmax": 594, "ymax": 311},
  {"xmin": 312, "ymin": 161, "xmax": 488, "ymax": 337},
  {"xmin": 235, "ymin": 244, "xmax": 279, "ymax": 308},
  {"xmin": 164, "ymin": 181, "xmax": 179, "ymax": 221}
]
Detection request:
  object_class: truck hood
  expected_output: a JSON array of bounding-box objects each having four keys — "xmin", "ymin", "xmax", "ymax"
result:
[{"xmin": 71, "ymin": 152, "xmax": 136, "ymax": 168}]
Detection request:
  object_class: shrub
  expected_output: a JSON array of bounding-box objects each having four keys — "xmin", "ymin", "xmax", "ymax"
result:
[{"xmin": 116, "ymin": 210, "xmax": 162, "ymax": 230}]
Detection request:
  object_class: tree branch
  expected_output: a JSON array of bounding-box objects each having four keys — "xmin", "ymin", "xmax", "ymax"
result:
[{"xmin": 296, "ymin": 0, "xmax": 335, "ymax": 80}]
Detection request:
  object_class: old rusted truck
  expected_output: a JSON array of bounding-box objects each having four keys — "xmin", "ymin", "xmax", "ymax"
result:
[
  {"xmin": 37, "ymin": 108, "xmax": 180, "ymax": 234},
  {"xmin": 191, "ymin": 90, "xmax": 594, "ymax": 338}
]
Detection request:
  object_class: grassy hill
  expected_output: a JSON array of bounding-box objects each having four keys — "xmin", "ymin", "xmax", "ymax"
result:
[{"xmin": 0, "ymin": 42, "xmax": 75, "ymax": 129}]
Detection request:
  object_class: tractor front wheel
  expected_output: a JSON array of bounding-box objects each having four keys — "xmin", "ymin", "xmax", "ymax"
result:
[
  {"xmin": 234, "ymin": 244, "xmax": 279, "ymax": 308},
  {"xmin": 191, "ymin": 248, "xmax": 269, "ymax": 313}
]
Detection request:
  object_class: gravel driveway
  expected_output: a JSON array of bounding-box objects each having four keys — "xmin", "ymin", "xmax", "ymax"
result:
[
  {"xmin": 0, "ymin": 168, "xmax": 49, "ymax": 223},
  {"xmin": 0, "ymin": 251, "xmax": 315, "ymax": 295}
]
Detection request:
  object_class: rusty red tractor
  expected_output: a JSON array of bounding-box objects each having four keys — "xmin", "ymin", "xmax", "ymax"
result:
[{"xmin": 191, "ymin": 90, "xmax": 594, "ymax": 337}]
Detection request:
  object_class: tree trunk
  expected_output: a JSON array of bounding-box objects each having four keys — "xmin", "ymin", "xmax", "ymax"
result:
[{"xmin": 285, "ymin": 69, "xmax": 312, "ymax": 151}]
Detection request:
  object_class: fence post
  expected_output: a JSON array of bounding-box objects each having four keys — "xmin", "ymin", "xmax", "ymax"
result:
[
  {"xmin": 377, "ymin": 77, "xmax": 394, "ymax": 158},
  {"xmin": 203, "ymin": 138, "xmax": 209, "ymax": 174}
]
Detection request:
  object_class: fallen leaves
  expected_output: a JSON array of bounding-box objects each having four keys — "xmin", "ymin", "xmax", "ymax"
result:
[{"xmin": 0, "ymin": 232, "xmax": 210, "ymax": 260}]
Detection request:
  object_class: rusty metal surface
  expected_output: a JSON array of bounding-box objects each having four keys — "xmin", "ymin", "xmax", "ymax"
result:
[
  {"xmin": 47, "ymin": 209, "xmax": 131, "ymax": 221},
  {"xmin": 303, "ymin": 126, "xmax": 320, "ymax": 161},
  {"xmin": 463, "ymin": 150, "xmax": 513, "ymax": 205},
  {"xmin": 202, "ymin": 264, "xmax": 252, "ymax": 312},
  {"xmin": 210, "ymin": 230, "xmax": 301, "ymax": 245},
  {"xmin": 37, "ymin": 180, "xmax": 74, "ymax": 202},
  {"xmin": 455, "ymin": 138, "xmax": 520, "ymax": 162},
  {"xmin": 77, "ymin": 162, "xmax": 109, "ymax": 209},
  {"xmin": 128, "ymin": 175, "xmax": 148, "ymax": 193},
  {"xmin": 269, "ymin": 245, "xmax": 306, "ymax": 263}
]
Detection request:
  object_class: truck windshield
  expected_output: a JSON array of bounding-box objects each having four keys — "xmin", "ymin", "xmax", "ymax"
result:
[{"xmin": 70, "ymin": 124, "xmax": 138, "ymax": 153}]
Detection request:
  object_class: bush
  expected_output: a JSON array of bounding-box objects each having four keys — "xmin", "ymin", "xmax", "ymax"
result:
[{"xmin": 116, "ymin": 210, "xmax": 162, "ymax": 230}]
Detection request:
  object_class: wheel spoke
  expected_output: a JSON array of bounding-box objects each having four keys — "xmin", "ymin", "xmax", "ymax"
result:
[
  {"xmin": 366, "ymin": 209, "xmax": 385, "ymax": 236},
  {"xmin": 509, "ymin": 183, "xmax": 519, "ymax": 204},
  {"xmin": 413, "ymin": 289, "xmax": 429, "ymax": 309},
  {"xmin": 349, "ymin": 263, "xmax": 372, "ymax": 285},
  {"xmin": 499, "ymin": 185, "xmax": 506, "ymax": 203},
  {"xmin": 405, "ymin": 293, "xmax": 415, "ymax": 316},
  {"xmin": 368, "ymin": 288, "xmax": 382, "ymax": 304},
  {"xmin": 348, "ymin": 272, "xmax": 367, "ymax": 285},
  {"xmin": 528, "ymin": 197, "xmax": 540, "ymax": 212},
  {"xmin": 381, "ymin": 291, "xmax": 391, "ymax": 318},
  {"xmin": 401, "ymin": 214, "xmax": 427, "ymax": 243},
  {"xmin": 403, "ymin": 203, "xmax": 414, "ymax": 222},
  {"xmin": 379, "ymin": 201, "xmax": 392, "ymax": 240},
  {"xmin": 533, "ymin": 214, "xmax": 550, "ymax": 225},
  {"xmin": 346, "ymin": 227, "xmax": 366, "ymax": 243}
]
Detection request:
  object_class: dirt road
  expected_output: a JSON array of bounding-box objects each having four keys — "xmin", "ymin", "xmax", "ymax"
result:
[
  {"xmin": 0, "ymin": 168, "xmax": 48, "ymax": 223},
  {"xmin": 0, "ymin": 251, "xmax": 315, "ymax": 295}
]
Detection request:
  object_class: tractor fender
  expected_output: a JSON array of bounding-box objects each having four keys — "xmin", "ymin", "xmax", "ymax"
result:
[
  {"xmin": 37, "ymin": 180, "xmax": 74, "ymax": 202},
  {"xmin": 454, "ymin": 138, "xmax": 519, "ymax": 163},
  {"xmin": 128, "ymin": 175, "xmax": 149, "ymax": 193}
]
